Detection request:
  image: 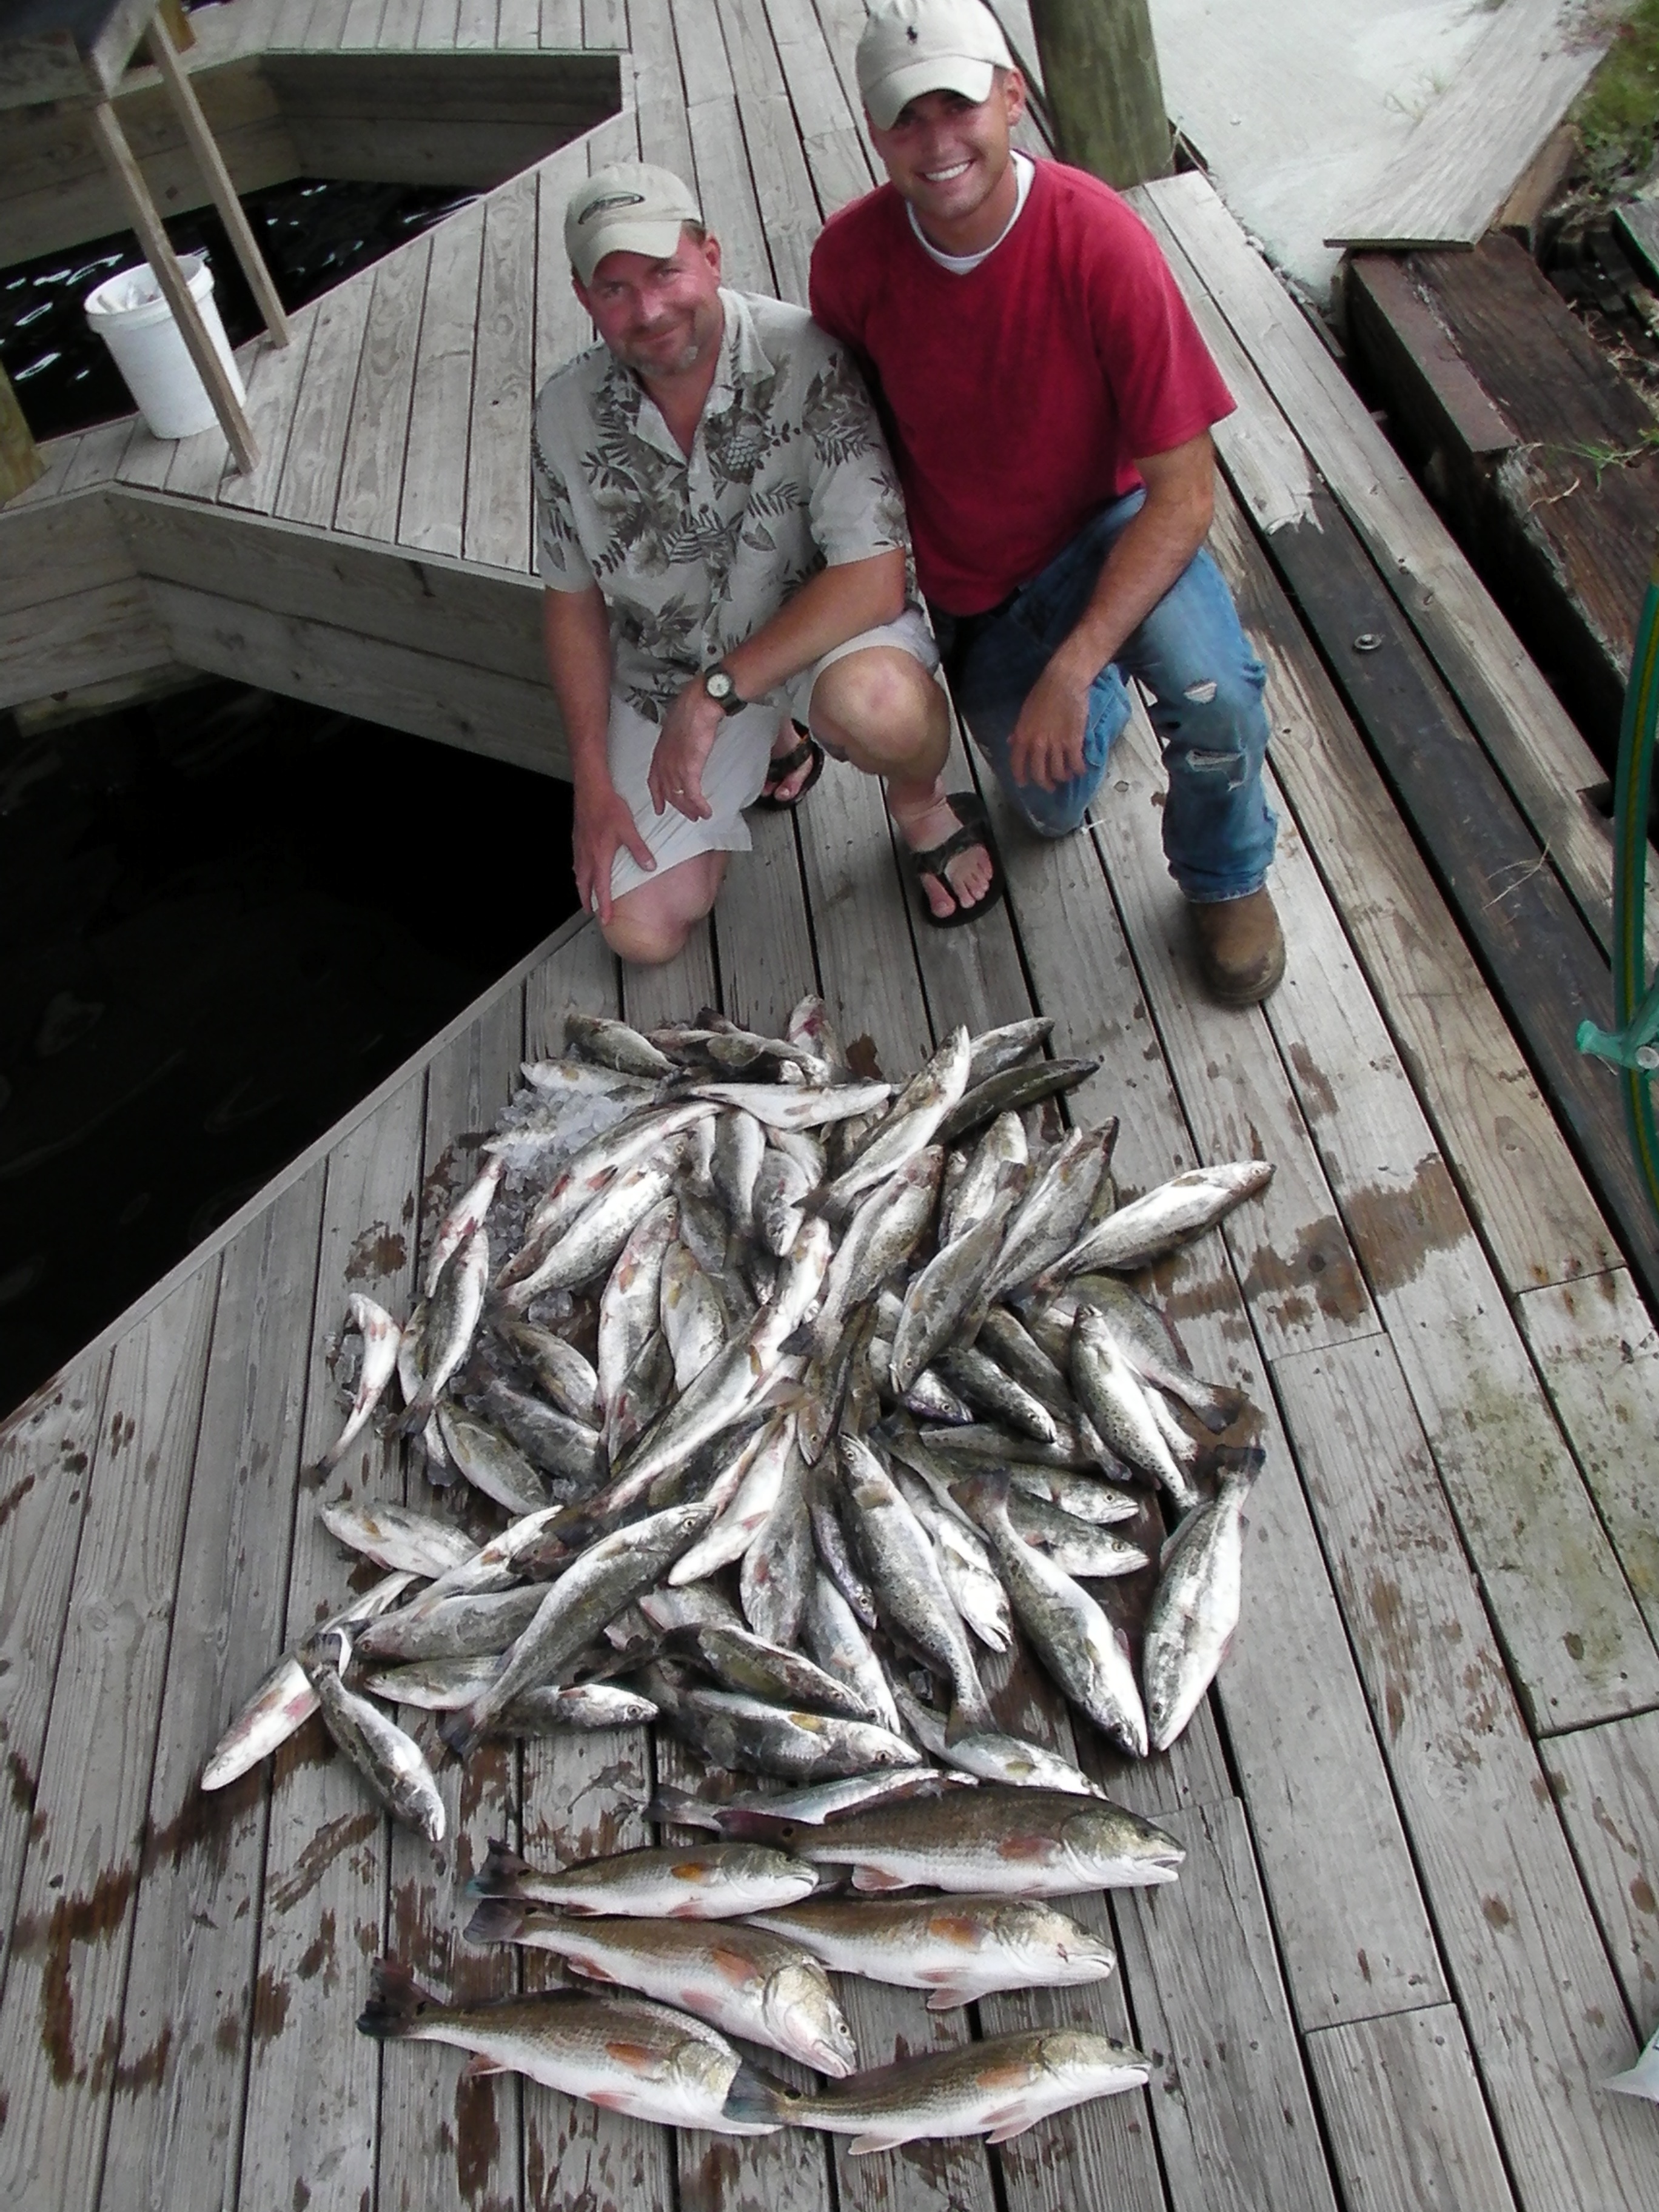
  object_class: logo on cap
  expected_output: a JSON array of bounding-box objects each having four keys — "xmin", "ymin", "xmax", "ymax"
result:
[
  {"xmin": 578, "ymin": 190, "xmax": 648, "ymax": 223},
  {"xmin": 906, "ymin": 22, "xmax": 918, "ymax": 35}
]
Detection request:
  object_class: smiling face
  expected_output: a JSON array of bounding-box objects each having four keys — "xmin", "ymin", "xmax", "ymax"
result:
[
  {"xmin": 574, "ymin": 227, "xmax": 725, "ymax": 385},
  {"xmin": 866, "ymin": 71, "xmax": 1026, "ymax": 254}
]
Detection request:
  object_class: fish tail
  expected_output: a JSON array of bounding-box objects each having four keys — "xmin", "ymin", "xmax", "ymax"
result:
[
  {"xmin": 721, "ymin": 2059, "xmax": 799, "ymax": 2128},
  {"xmin": 465, "ymin": 1836, "xmax": 534, "ymax": 1900},
  {"xmin": 1187, "ymin": 1381, "xmax": 1248, "ymax": 1435},
  {"xmin": 387, "ymin": 1389, "xmax": 436, "ymax": 1443},
  {"xmin": 440, "ymin": 1708, "xmax": 484, "ymax": 1763},
  {"xmin": 463, "ymin": 1899, "xmax": 526, "ymax": 1944},
  {"xmin": 357, "ymin": 1956, "xmax": 441, "ymax": 2039}
]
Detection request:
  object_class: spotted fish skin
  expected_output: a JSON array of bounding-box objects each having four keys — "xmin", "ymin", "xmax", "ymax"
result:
[{"xmin": 725, "ymin": 2026, "xmax": 1152, "ymax": 2151}]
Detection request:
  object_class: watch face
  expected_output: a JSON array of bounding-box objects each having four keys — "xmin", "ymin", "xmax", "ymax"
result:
[{"xmin": 706, "ymin": 668, "xmax": 736, "ymax": 702}]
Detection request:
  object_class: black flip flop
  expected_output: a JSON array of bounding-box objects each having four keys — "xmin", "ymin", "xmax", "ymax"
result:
[
  {"xmin": 902, "ymin": 791, "xmax": 1007, "ymax": 930},
  {"xmin": 754, "ymin": 723, "xmax": 826, "ymax": 812}
]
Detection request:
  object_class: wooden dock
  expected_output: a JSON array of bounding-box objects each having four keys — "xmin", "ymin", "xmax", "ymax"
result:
[{"xmin": 5, "ymin": 0, "xmax": 1659, "ymax": 2205}]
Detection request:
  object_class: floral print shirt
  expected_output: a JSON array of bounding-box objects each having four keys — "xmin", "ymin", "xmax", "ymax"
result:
[{"xmin": 531, "ymin": 287, "xmax": 916, "ymax": 723}]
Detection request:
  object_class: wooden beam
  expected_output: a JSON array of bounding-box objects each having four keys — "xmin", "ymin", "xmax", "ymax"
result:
[
  {"xmin": 0, "ymin": 361, "xmax": 44, "ymax": 508},
  {"xmin": 87, "ymin": 97, "xmax": 260, "ymax": 474},
  {"xmin": 147, "ymin": 10, "xmax": 292, "ymax": 346},
  {"xmin": 1027, "ymin": 0, "xmax": 1169, "ymax": 188}
]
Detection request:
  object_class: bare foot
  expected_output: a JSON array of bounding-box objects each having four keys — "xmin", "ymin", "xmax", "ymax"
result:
[{"xmin": 888, "ymin": 788, "xmax": 997, "ymax": 921}]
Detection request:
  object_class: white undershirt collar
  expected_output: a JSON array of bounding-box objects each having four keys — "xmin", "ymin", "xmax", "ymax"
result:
[{"xmin": 908, "ymin": 152, "xmax": 1034, "ymax": 274}]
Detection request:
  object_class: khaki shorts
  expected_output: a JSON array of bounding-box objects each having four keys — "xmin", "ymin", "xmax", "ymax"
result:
[{"xmin": 604, "ymin": 605, "xmax": 940, "ymax": 903}]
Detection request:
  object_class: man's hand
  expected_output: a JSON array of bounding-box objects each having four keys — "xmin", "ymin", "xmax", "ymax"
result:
[
  {"xmin": 648, "ymin": 675, "xmax": 727, "ymax": 821},
  {"xmin": 574, "ymin": 780, "xmax": 656, "ymax": 925},
  {"xmin": 1007, "ymin": 660, "xmax": 1093, "ymax": 793}
]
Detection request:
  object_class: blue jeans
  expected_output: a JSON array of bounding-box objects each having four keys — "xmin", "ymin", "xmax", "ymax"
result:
[{"xmin": 931, "ymin": 491, "xmax": 1277, "ymax": 903}]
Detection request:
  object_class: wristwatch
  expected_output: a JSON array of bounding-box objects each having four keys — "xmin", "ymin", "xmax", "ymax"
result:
[{"xmin": 703, "ymin": 663, "xmax": 748, "ymax": 716}]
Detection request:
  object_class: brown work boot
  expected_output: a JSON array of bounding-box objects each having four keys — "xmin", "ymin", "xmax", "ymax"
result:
[{"xmin": 1188, "ymin": 888, "xmax": 1285, "ymax": 1005}]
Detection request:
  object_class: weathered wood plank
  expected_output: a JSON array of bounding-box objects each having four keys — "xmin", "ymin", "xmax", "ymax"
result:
[
  {"xmin": 1541, "ymin": 1712, "xmax": 1659, "ymax": 2032},
  {"xmin": 0, "ymin": 1357, "xmax": 113, "ymax": 1989},
  {"xmin": 117, "ymin": 494, "xmax": 548, "ymax": 685},
  {"xmin": 1112, "ymin": 1799, "xmax": 1340, "ymax": 2212},
  {"xmin": 1246, "ymin": 732, "xmax": 1659, "ymax": 1731},
  {"xmin": 1202, "ymin": 477, "xmax": 1618, "ymax": 1298},
  {"xmin": 709, "ymin": 0, "xmax": 817, "ymax": 302},
  {"xmin": 620, "ymin": 919, "xmax": 718, "ymax": 1033},
  {"xmin": 1130, "ymin": 195, "xmax": 1315, "ymax": 538},
  {"xmin": 334, "ymin": 230, "xmax": 431, "ymax": 544},
  {"xmin": 377, "ymin": 988, "xmax": 524, "ymax": 2212},
  {"xmin": 401, "ymin": 201, "xmax": 486, "ymax": 557},
  {"xmin": 415, "ymin": 0, "xmax": 461, "ymax": 44},
  {"xmin": 629, "ymin": 0, "xmax": 695, "ymax": 183},
  {"xmin": 1515, "ymin": 1270, "xmax": 1659, "ymax": 1654},
  {"xmin": 218, "ymin": 311, "xmax": 319, "ymax": 514},
  {"xmin": 4, "ymin": 429, "xmax": 82, "ymax": 511},
  {"xmin": 235, "ymin": 1075, "xmax": 428, "ymax": 2212},
  {"xmin": 794, "ymin": 756, "xmax": 931, "ymax": 1082},
  {"xmin": 976, "ymin": 774, "xmax": 1446, "ymax": 2030},
  {"xmin": 1098, "ymin": 703, "xmax": 1381, "ymax": 1359},
  {"xmin": 525, "ymin": 916, "xmax": 619, "ymax": 1060},
  {"xmin": 672, "ymin": 0, "xmax": 773, "ymax": 297},
  {"xmin": 1272, "ymin": 1334, "xmax": 1659, "ymax": 2212},
  {"xmin": 455, "ymin": 0, "xmax": 500, "ymax": 46},
  {"xmin": 272, "ymin": 273, "xmax": 376, "ymax": 528},
  {"xmin": 1305, "ymin": 2005, "xmax": 1518, "ymax": 2212},
  {"xmin": 341, "ymin": 0, "xmax": 388, "ymax": 45},
  {"xmin": 98, "ymin": 1170, "xmax": 326, "ymax": 2212},
  {"xmin": 1327, "ymin": 0, "xmax": 1610, "ymax": 249},
  {"xmin": 378, "ymin": 0, "xmax": 426, "ymax": 44},
  {"xmin": 762, "ymin": 0, "xmax": 873, "ymax": 221},
  {"xmin": 61, "ymin": 415, "xmax": 141, "ymax": 495},
  {"xmin": 582, "ymin": 0, "xmax": 628, "ymax": 46},
  {"xmin": 0, "ymin": 577, "xmax": 173, "ymax": 712},
  {"xmin": 0, "ymin": 1266, "xmax": 220, "ymax": 2212},
  {"xmin": 495, "ymin": 0, "xmax": 540, "ymax": 43},
  {"xmin": 141, "ymin": 576, "xmax": 570, "ymax": 777},
  {"xmin": 465, "ymin": 169, "xmax": 540, "ymax": 572},
  {"xmin": 1146, "ymin": 169, "xmax": 1647, "ymax": 974}
]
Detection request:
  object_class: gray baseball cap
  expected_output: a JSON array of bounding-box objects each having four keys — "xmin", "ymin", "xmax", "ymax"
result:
[
  {"xmin": 565, "ymin": 163, "xmax": 703, "ymax": 284},
  {"xmin": 856, "ymin": 0, "xmax": 1016, "ymax": 130}
]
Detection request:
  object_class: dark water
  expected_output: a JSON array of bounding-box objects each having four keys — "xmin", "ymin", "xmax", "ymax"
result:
[
  {"xmin": 0, "ymin": 685, "xmax": 578, "ymax": 1419},
  {"xmin": 1, "ymin": 176, "xmax": 477, "ymax": 443}
]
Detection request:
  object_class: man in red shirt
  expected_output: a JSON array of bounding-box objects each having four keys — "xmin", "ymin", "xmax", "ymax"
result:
[{"xmin": 809, "ymin": 0, "xmax": 1284, "ymax": 1001}]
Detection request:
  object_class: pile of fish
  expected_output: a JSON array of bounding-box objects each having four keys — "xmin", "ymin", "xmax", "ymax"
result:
[{"xmin": 203, "ymin": 999, "xmax": 1275, "ymax": 2152}]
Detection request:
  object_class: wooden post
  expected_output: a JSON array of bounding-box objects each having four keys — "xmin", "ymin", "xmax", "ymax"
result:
[
  {"xmin": 88, "ymin": 97, "xmax": 260, "ymax": 472},
  {"xmin": 0, "ymin": 361, "xmax": 45, "ymax": 506},
  {"xmin": 147, "ymin": 10, "xmax": 291, "ymax": 346},
  {"xmin": 1027, "ymin": 0, "xmax": 1171, "ymax": 189}
]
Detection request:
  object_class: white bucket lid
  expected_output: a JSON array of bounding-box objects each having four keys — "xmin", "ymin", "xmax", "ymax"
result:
[{"xmin": 85, "ymin": 252, "xmax": 212, "ymax": 330}]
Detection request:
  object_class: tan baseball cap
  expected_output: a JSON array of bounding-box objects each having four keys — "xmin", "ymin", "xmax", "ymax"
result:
[
  {"xmin": 565, "ymin": 163, "xmax": 703, "ymax": 285},
  {"xmin": 856, "ymin": 0, "xmax": 1015, "ymax": 130}
]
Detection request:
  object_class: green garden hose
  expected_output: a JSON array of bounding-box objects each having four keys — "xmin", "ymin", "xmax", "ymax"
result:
[{"xmin": 1577, "ymin": 551, "xmax": 1659, "ymax": 1221}]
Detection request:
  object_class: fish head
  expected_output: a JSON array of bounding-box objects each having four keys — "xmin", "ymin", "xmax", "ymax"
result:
[
  {"xmin": 1034, "ymin": 2026, "xmax": 1153, "ymax": 2091},
  {"xmin": 1065, "ymin": 1805, "xmax": 1184, "ymax": 1884},
  {"xmin": 763, "ymin": 1965, "xmax": 858, "ymax": 2077}
]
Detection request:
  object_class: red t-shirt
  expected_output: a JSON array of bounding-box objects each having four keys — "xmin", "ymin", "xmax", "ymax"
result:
[{"xmin": 809, "ymin": 161, "xmax": 1236, "ymax": 614}]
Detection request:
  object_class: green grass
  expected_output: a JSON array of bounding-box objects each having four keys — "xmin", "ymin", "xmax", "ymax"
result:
[{"xmin": 1576, "ymin": 0, "xmax": 1659, "ymax": 190}]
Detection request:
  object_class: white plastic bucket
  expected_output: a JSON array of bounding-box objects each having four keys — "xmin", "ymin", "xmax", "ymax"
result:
[{"xmin": 84, "ymin": 253, "xmax": 245, "ymax": 440}]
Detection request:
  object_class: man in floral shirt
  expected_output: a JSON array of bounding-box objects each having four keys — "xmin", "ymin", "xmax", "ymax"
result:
[{"xmin": 533, "ymin": 163, "xmax": 1002, "ymax": 965}]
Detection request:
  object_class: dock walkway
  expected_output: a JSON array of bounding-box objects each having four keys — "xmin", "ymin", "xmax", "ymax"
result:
[{"xmin": 4, "ymin": 0, "xmax": 1659, "ymax": 2206}]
